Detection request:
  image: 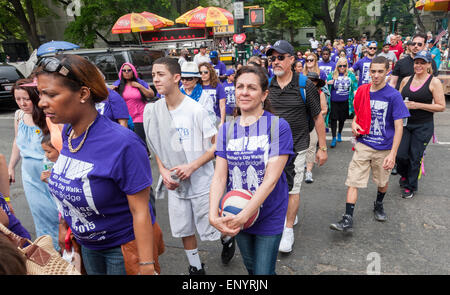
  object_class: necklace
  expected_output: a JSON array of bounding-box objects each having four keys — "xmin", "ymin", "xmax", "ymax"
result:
[{"xmin": 68, "ymin": 120, "xmax": 95, "ymax": 153}]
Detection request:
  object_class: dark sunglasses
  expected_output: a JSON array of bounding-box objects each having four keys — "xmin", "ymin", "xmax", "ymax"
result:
[
  {"xmin": 122, "ymin": 69, "xmax": 133, "ymax": 73},
  {"xmin": 306, "ymin": 59, "xmax": 315, "ymax": 62},
  {"xmin": 37, "ymin": 57, "xmax": 81, "ymax": 84},
  {"xmin": 412, "ymin": 42, "xmax": 423, "ymax": 47},
  {"xmin": 338, "ymin": 65, "xmax": 347, "ymax": 68},
  {"xmin": 200, "ymin": 71, "xmax": 209, "ymax": 74},
  {"xmin": 369, "ymin": 47, "xmax": 377, "ymax": 50},
  {"xmin": 269, "ymin": 55, "xmax": 289, "ymax": 62},
  {"xmin": 181, "ymin": 77, "xmax": 195, "ymax": 81}
]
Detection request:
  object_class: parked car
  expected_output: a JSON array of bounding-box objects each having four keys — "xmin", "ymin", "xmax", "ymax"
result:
[
  {"xmin": 38, "ymin": 47, "xmax": 165, "ymax": 90},
  {"xmin": 0, "ymin": 63, "xmax": 24, "ymax": 106}
]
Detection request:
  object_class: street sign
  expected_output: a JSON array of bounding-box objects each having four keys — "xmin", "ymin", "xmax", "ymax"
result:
[
  {"xmin": 234, "ymin": 1, "xmax": 244, "ymax": 20},
  {"xmin": 249, "ymin": 8, "xmax": 265, "ymax": 26},
  {"xmin": 213, "ymin": 25, "xmax": 235, "ymax": 36},
  {"xmin": 140, "ymin": 27, "xmax": 210, "ymax": 43}
]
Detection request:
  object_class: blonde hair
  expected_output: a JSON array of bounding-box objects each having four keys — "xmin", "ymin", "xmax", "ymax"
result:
[
  {"xmin": 303, "ymin": 52, "xmax": 320, "ymax": 76},
  {"xmin": 332, "ymin": 57, "xmax": 349, "ymax": 80}
]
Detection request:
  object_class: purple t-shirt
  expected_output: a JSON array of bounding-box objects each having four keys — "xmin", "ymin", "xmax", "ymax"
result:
[
  {"xmin": 352, "ymin": 56, "xmax": 373, "ymax": 86},
  {"xmin": 331, "ymin": 73, "xmax": 351, "ymax": 102},
  {"xmin": 202, "ymin": 83, "xmax": 226, "ymax": 118},
  {"xmin": 47, "ymin": 114, "xmax": 154, "ymax": 250},
  {"xmin": 319, "ymin": 60, "xmax": 336, "ymax": 77},
  {"xmin": 222, "ymin": 81, "xmax": 236, "ymax": 115},
  {"xmin": 358, "ymin": 85, "xmax": 410, "ymax": 150},
  {"xmin": 345, "ymin": 45, "xmax": 355, "ymax": 59},
  {"xmin": 96, "ymin": 89, "xmax": 130, "ymax": 122},
  {"xmin": 215, "ymin": 111, "xmax": 295, "ymax": 235},
  {"xmin": 0, "ymin": 193, "xmax": 31, "ymax": 240},
  {"xmin": 212, "ymin": 61, "xmax": 227, "ymax": 77}
]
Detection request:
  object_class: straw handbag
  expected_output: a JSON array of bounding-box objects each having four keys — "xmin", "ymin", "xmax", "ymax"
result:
[{"xmin": 0, "ymin": 223, "xmax": 81, "ymax": 275}]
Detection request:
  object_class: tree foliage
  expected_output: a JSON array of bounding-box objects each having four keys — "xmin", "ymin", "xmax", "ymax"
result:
[{"xmin": 63, "ymin": 0, "xmax": 173, "ymax": 48}]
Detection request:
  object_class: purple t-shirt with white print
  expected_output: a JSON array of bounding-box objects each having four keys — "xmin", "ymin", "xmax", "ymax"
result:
[
  {"xmin": 47, "ymin": 114, "xmax": 154, "ymax": 250},
  {"xmin": 352, "ymin": 56, "xmax": 373, "ymax": 86},
  {"xmin": 331, "ymin": 73, "xmax": 352, "ymax": 102},
  {"xmin": 222, "ymin": 81, "xmax": 236, "ymax": 115},
  {"xmin": 202, "ymin": 83, "xmax": 226, "ymax": 118},
  {"xmin": 95, "ymin": 89, "xmax": 130, "ymax": 122},
  {"xmin": 215, "ymin": 111, "xmax": 295, "ymax": 236},
  {"xmin": 358, "ymin": 85, "xmax": 410, "ymax": 150}
]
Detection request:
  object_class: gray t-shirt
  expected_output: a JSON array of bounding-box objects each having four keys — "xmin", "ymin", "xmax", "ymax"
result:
[{"xmin": 377, "ymin": 51, "xmax": 398, "ymax": 63}]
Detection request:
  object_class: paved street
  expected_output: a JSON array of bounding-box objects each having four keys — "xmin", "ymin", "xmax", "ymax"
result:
[{"xmin": 1, "ymin": 102, "xmax": 449, "ymax": 275}]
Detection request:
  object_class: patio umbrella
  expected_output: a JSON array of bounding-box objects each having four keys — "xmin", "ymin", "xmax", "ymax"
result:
[
  {"xmin": 175, "ymin": 6, "xmax": 204, "ymax": 24},
  {"xmin": 415, "ymin": 0, "xmax": 450, "ymax": 11},
  {"xmin": 37, "ymin": 41, "xmax": 80, "ymax": 56},
  {"xmin": 176, "ymin": 6, "xmax": 233, "ymax": 27},
  {"xmin": 112, "ymin": 12, "xmax": 173, "ymax": 34}
]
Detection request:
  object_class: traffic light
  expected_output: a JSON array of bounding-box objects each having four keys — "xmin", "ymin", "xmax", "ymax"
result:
[{"xmin": 248, "ymin": 8, "xmax": 264, "ymax": 26}]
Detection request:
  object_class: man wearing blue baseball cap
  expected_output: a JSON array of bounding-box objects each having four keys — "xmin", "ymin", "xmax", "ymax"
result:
[
  {"xmin": 351, "ymin": 41, "xmax": 377, "ymax": 86},
  {"xmin": 209, "ymin": 50, "xmax": 227, "ymax": 81},
  {"xmin": 267, "ymin": 40, "xmax": 328, "ymax": 253}
]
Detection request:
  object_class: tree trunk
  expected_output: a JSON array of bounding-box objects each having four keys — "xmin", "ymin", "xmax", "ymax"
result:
[
  {"xmin": 320, "ymin": 0, "xmax": 347, "ymax": 41},
  {"xmin": 8, "ymin": 0, "xmax": 41, "ymax": 48},
  {"xmin": 344, "ymin": 0, "xmax": 352, "ymax": 40},
  {"xmin": 413, "ymin": 7, "xmax": 426, "ymax": 33}
]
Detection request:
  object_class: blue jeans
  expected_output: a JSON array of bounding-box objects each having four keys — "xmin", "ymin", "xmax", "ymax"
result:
[
  {"xmin": 81, "ymin": 245, "xmax": 127, "ymax": 275},
  {"xmin": 235, "ymin": 231, "xmax": 282, "ymax": 275}
]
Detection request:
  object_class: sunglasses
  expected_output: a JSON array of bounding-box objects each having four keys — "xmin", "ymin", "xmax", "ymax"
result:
[
  {"xmin": 181, "ymin": 77, "xmax": 195, "ymax": 81},
  {"xmin": 200, "ymin": 71, "xmax": 209, "ymax": 75},
  {"xmin": 369, "ymin": 47, "xmax": 377, "ymax": 50},
  {"xmin": 306, "ymin": 59, "xmax": 315, "ymax": 62},
  {"xmin": 122, "ymin": 69, "xmax": 133, "ymax": 73},
  {"xmin": 337, "ymin": 65, "xmax": 347, "ymax": 68},
  {"xmin": 37, "ymin": 57, "xmax": 81, "ymax": 85},
  {"xmin": 412, "ymin": 42, "xmax": 423, "ymax": 47},
  {"xmin": 269, "ymin": 55, "xmax": 289, "ymax": 62}
]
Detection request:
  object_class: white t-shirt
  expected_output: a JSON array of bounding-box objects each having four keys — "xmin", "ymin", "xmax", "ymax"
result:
[
  {"xmin": 310, "ymin": 39, "xmax": 319, "ymax": 49},
  {"xmin": 194, "ymin": 53, "xmax": 211, "ymax": 65},
  {"xmin": 169, "ymin": 96, "xmax": 217, "ymax": 197}
]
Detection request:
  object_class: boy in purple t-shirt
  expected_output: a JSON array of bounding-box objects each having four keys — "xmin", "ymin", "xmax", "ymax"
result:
[
  {"xmin": 330, "ymin": 56, "xmax": 409, "ymax": 233},
  {"xmin": 222, "ymin": 69, "xmax": 236, "ymax": 117}
]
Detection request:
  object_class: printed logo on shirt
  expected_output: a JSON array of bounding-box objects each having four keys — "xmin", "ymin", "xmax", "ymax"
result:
[
  {"xmin": 335, "ymin": 76, "xmax": 351, "ymax": 96},
  {"xmin": 224, "ymin": 85, "xmax": 236, "ymax": 107},
  {"xmin": 362, "ymin": 100, "xmax": 388, "ymax": 145},
  {"xmin": 95, "ymin": 102, "xmax": 105, "ymax": 115},
  {"xmin": 362, "ymin": 62, "xmax": 372, "ymax": 84}
]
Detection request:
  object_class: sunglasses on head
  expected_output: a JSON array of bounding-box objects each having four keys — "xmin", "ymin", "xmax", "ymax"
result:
[
  {"xmin": 412, "ymin": 42, "xmax": 423, "ymax": 47},
  {"xmin": 37, "ymin": 57, "xmax": 82, "ymax": 85},
  {"xmin": 269, "ymin": 55, "xmax": 289, "ymax": 62},
  {"xmin": 181, "ymin": 77, "xmax": 195, "ymax": 81}
]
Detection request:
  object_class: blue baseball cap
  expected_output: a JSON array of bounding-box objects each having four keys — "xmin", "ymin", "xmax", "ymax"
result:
[
  {"xmin": 226, "ymin": 69, "xmax": 235, "ymax": 76},
  {"xmin": 209, "ymin": 50, "xmax": 219, "ymax": 58},
  {"xmin": 266, "ymin": 40, "xmax": 295, "ymax": 56},
  {"xmin": 414, "ymin": 50, "xmax": 432, "ymax": 63},
  {"xmin": 367, "ymin": 41, "xmax": 378, "ymax": 47}
]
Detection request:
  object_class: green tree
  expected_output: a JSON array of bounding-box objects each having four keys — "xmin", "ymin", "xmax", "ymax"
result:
[{"xmin": 62, "ymin": 0, "xmax": 173, "ymax": 48}]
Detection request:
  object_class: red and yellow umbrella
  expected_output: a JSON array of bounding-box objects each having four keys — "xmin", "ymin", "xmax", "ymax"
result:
[
  {"xmin": 176, "ymin": 6, "xmax": 234, "ymax": 27},
  {"xmin": 415, "ymin": 0, "xmax": 450, "ymax": 11},
  {"xmin": 112, "ymin": 12, "xmax": 173, "ymax": 34}
]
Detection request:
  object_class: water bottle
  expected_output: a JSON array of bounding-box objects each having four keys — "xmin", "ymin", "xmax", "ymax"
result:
[
  {"xmin": 403, "ymin": 97, "xmax": 409, "ymax": 127},
  {"xmin": 170, "ymin": 169, "xmax": 180, "ymax": 184},
  {"xmin": 42, "ymin": 156, "xmax": 54, "ymax": 172}
]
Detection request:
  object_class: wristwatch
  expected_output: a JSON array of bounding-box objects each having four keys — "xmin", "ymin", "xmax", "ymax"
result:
[{"xmin": 319, "ymin": 146, "xmax": 328, "ymax": 151}]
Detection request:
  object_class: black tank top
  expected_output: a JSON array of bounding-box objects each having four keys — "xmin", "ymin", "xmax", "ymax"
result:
[{"xmin": 401, "ymin": 74, "xmax": 434, "ymax": 124}]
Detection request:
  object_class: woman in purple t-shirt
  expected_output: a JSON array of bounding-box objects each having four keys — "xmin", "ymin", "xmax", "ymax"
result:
[
  {"xmin": 36, "ymin": 55, "xmax": 158, "ymax": 275},
  {"xmin": 210, "ymin": 66, "xmax": 295, "ymax": 275},
  {"xmin": 198, "ymin": 62, "xmax": 226, "ymax": 126}
]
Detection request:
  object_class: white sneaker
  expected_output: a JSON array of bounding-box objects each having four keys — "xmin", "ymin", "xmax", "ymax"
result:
[
  {"xmin": 278, "ymin": 227, "xmax": 294, "ymax": 253},
  {"xmin": 283, "ymin": 215, "xmax": 298, "ymax": 227},
  {"xmin": 305, "ymin": 171, "xmax": 314, "ymax": 183}
]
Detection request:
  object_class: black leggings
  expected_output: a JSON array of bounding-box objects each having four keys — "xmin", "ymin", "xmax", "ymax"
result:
[{"xmin": 330, "ymin": 119, "xmax": 345, "ymax": 138}]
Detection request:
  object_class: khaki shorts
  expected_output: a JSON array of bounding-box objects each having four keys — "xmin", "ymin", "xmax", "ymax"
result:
[
  {"xmin": 306, "ymin": 128, "xmax": 318, "ymax": 164},
  {"xmin": 285, "ymin": 150, "xmax": 307, "ymax": 195},
  {"xmin": 345, "ymin": 142, "xmax": 392, "ymax": 188}
]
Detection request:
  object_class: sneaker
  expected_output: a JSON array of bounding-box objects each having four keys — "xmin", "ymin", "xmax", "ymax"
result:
[
  {"xmin": 399, "ymin": 177, "xmax": 407, "ymax": 188},
  {"xmin": 330, "ymin": 137, "xmax": 337, "ymax": 148},
  {"xmin": 373, "ymin": 201, "xmax": 387, "ymax": 222},
  {"xmin": 402, "ymin": 189, "xmax": 414, "ymax": 199},
  {"xmin": 278, "ymin": 227, "xmax": 294, "ymax": 253},
  {"xmin": 391, "ymin": 164, "xmax": 398, "ymax": 175},
  {"xmin": 337, "ymin": 133, "xmax": 342, "ymax": 142},
  {"xmin": 221, "ymin": 236, "xmax": 235, "ymax": 265},
  {"xmin": 330, "ymin": 214, "xmax": 353, "ymax": 232},
  {"xmin": 188, "ymin": 263, "xmax": 206, "ymax": 275},
  {"xmin": 305, "ymin": 171, "xmax": 314, "ymax": 183}
]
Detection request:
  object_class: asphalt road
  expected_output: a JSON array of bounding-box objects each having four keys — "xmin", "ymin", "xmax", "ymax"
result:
[{"xmin": 1, "ymin": 102, "xmax": 449, "ymax": 275}]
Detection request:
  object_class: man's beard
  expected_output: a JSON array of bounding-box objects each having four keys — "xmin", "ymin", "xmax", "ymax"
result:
[{"xmin": 274, "ymin": 69, "xmax": 286, "ymax": 76}]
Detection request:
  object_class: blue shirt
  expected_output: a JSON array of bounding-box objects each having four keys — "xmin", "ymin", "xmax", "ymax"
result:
[
  {"xmin": 352, "ymin": 56, "xmax": 374, "ymax": 86},
  {"xmin": 222, "ymin": 81, "xmax": 236, "ymax": 115}
]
